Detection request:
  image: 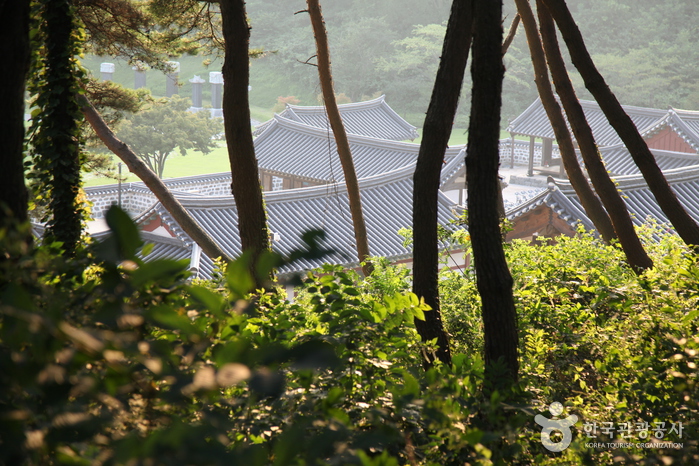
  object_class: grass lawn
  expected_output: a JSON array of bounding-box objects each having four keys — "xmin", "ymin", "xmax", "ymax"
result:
[
  {"xmin": 410, "ymin": 129, "xmax": 520, "ymax": 146},
  {"xmin": 84, "ymin": 106, "xmax": 275, "ymax": 187},
  {"xmin": 83, "ymin": 144, "xmax": 232, "ymax": 187}
]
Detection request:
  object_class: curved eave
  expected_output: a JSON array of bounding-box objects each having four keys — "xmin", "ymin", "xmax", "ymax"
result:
[
  {"xmin": 506, "ymin": 181, "xmax": 595, "ymax": 233},
  {"xmin": 524, "ymin": 165, "xmax": 699, "ymax": 236},
  {"xmin": 507, "ymin": 98, "xmax": 668, "ymax": 146},
  {"xmin": 261, "ymin": 96, "xmax": 419, "ymax": 141}
]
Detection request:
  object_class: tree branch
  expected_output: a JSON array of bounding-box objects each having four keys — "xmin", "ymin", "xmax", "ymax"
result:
[
  {"xmin": 297, "ymin": 55, "xmax": 318, "ymax": 67},
  {"xmin": 502, "ymin": 13, "xmax": 521, "ymax": 55},
  {"xmin": 306, "ymin": 0, "xmax": 373, "ymax": 276},
  {"xmin": 77, "ymin": 93, "xmax": 231, "ymax": 263}
]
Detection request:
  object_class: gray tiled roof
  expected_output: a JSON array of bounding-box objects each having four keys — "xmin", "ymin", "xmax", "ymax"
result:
[
  {"xmin": 508, "ymin": 165, "xmax": 699, "ymax": 235},
  {"xmin": 254, "ymin": 95, "xmax": 419, "ymax": 141},
  {"xmin": 139, "ymin": 232, "xmax": 193, "ymax": 262},
  {"xmin": 90, "ymin": 227, "xmax": 193, "ymax": 263},
  {"xmin": 134, "ymin": 163, "xmax": 461, "ymax": 279},
  {"xmin": 440, "ymin": 148, "xmax": 467, "ymax": 189},
  {"xmin": 607, "ymin": 166, "xmax": 699, "ymax": 227},
  {"xmin": 599, "ymin": 144, "xmax": 699, "ymax": 176},
  {"xmin": 254, "ymin": 116, "xmax": 461, "ymax": 183},
  {"xmin": 508, "ymin": 98, "xmax": 667, "ymax": 147}
]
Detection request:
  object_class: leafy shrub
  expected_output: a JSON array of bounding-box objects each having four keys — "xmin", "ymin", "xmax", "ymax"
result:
[{"xmin": 2, "ymin": 210, "xmax": 697, "ymax": 464}]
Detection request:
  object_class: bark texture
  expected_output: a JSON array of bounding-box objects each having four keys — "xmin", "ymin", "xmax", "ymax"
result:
[
  {"xmin": 0, "ymin": 0, "xmax": 30, "ymax": 226},
  {"xmin": 466, "ymin": 0, "xmax": 519, "ymax": 385},
  {"xmin": 537, "ymin": 0, "xmax": 653, "ymax": 272},
  {"xmin": 542, "ymin": 0, "xmax": 699, "ymax": 249},
  {"xmin": 514, "ymin": 0, "xmax": 616, "ymax": 243},
  {"xmin": 306, "ymin": 0, "xmax": 373, "ymax": 276},
  {"xmin": 219, "ymin": 0, "xmax": 270, "ymax": 285},
  {"xmin": 78, "ymin": 95, "xmax": 231, "ymax": 262},
  {"xmin": 412, "ymin": 0, "xmax": 473, "ymax": 367}
]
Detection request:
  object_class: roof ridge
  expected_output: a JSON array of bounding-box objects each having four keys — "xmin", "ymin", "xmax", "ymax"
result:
[
  {"xmin": 286, "ymin": 95, "xmax": 386, "ymax": 113},
  {"xmin": 269, "ymin": 114, "xmax": 423, "ymax": 150},
  {"xmin": 169, "ymin": 162, "xmax": 420, "ymax": 208}
]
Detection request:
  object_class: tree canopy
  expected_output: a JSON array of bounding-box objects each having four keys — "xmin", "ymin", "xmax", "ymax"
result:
[
  {"xmin": 116, "ymin": 95, "xmax": 222, "ymax": 178},
  {"xmin": 243, "ymin": 0, "xmax": 699, "ymax": 124},
  {"xmin": 4, "ymin": 1, "xmax": 699, "ymax": 464}
]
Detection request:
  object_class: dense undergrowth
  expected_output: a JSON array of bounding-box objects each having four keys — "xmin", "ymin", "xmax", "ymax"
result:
[{"xmin": 1, "ymin": 209, "xmax": 697, "ymax": 465}]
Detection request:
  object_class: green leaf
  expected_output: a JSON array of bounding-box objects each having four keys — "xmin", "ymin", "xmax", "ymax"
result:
[
  {"xmin": 146, "ymin": 305, "xmax": 198, "ymax": 336},
  {"xmin": 402, "ymin": 371, "xmax": 420, "ymax": 397},
  {"xmin": 411, "ymin": 305, "xmax": 426, "ymax": 321},
  {"xmin": 325, "ymin": 387, "xmax": 344, "ymax": 406},
  {"xmin": 95, "ymin": 205, "xmax": 143, "ymax": 263},
  {"xmin": 226, "ymin": 252, "xmax": 255, "ymax": 299},
  {"xmin": 682, "ymin": 309, "xmax": 699, "ymax": 325},
  {"xmin": 255, "ymin": 250, "xmax": 283, "ymax": 284},
  {"xmin": 130, "ymin": 259, "xmax": 189, "ymax": 288},
  {"xmin": 464, "ymin": 428, "xmax": 484, "ymax": 445},
  {"xmin": 141, "ymin": 242, "xmax": 155, "ymax": 257},
  {"xmin": 213, "ymin": 340, "xmax": 251, "ymax": 366},
  {"xmin": 187, "ymin": 285, "xmax": 227, "ymax": 318}
]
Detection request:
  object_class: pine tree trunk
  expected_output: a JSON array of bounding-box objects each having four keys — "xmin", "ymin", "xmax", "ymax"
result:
[
  {"xmin": 219, "ymin": 0, "xmax": 270, "ymax": 285},
  {"xmin": 306, "ymin": 0, "xmax": 373, "ymax": 277},
  {"xmin": 466, "ymin": 0, "xmax": 519, "ymax": 386},
  {"xmin": 515, "ymin": 0, "xmax": 617, "ymax": 244},
  {"xmin": 78, "ymin": 95, "xmax": 232, "ymax": 263},
  {"xmin": 0, "ymin": 0, "xmax": 31, "ymax": 229},
  {"xmin": 412, "ymin": 0, "xmax": 473, "ymax": 367},
  {"xmin": 537, "ymin": 0, "xmax": 653, "ymax": 272},
  {"xmin": 40, "ymin": 0, "xmax": 84, "ymax": 254},
  {"xmin": 542, "ymin": 0, "xmax": 699, "ymax": 249}
]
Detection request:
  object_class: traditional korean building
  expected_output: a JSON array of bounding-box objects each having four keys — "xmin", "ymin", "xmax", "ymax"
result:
[
  {"xmin": 506, "ymin": 98, "xmax": 668, "ymax": 175},
  {"xmin": 86, "ymin": 94, "xmax": 699, "ymax": 277},
  {"xmin": 254, "ymin": 115, "xmax": 462, "ymax": 191},
  {"xmin": 86, "ymin": 97, "xmax": 447, "ymax": 218},
  {"xmin": 641, "ymin": 108, "xmax": 699, "ymax": 154},
  {"xmin": 253, "ymin": 94, "xmax": 419, "ymax": 141},
  {"xmin": 133, "ymin": 162, "xmax": 464, "ymax": 281},
  {"xmin": 505, "ymin": 165, "xmax": 699, "ymax": 242}
]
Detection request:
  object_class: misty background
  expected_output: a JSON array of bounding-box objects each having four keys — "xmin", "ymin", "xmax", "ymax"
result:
[{"xmin": 82, "ymin": 0, "xmax": 699, "ymax": 128}]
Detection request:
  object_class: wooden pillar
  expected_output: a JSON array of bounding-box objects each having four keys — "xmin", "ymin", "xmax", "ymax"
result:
[
  {"xmin": 260, "ymin": 172, "xmax": 271, "ymax": 191},
  {"xmin": 510, "ymin": 132, "xmax": 516, "ymax": 168},
  {"xmin": 528, "ymin": 135, "xmax": 535, "ymax": 176},
  {"xmin": 542, "ymin": 137, "xmax": 553, "ymax": 166}
]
